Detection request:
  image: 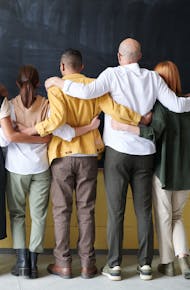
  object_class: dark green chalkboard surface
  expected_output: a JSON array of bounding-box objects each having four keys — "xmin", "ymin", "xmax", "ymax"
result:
[
  {"xmin": 0, "ymin": 0, "xmax": 190, "ymax": 96},
  {"xmin": 0, "ymin": 0, "xmax": 189, "ymax": 167}
]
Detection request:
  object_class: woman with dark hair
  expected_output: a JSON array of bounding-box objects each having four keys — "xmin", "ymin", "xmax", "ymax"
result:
[
  {"xmin": 0, "ymin": 81, "xmax": 51, "ymax": 260},
  {"xmin": 0, "ymin": 84, "xmax": 47, "ymax": 242},
  {"xmin": 4, "ymin": 65, "xmax": 51, "ymax": 279},
  {"xmin": 111, "ymin": 61, "xmax": 190, "ymax": 279}
]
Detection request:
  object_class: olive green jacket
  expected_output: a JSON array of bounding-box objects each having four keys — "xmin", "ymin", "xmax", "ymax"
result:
[{"xmin": 140, "ymin": 101, "xmax": 190, "ymax": 190}]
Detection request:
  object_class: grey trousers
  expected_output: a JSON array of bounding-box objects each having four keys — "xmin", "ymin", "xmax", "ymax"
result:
[
  {"xmin": 6, "ymin": 169, "xmax": 50, "ymax": 253},
  {"xmin": 104, "ymin": 146, "xmax": 154, "ymax": 267},
  {"xmin": 51, "ymin": 156, "xmax": 98, "ymax": 268}
]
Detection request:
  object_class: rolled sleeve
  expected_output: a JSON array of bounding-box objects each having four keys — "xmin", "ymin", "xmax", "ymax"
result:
[{"xmin": 53, "ymin": 124, "xmax": 75, "ymax": 141}]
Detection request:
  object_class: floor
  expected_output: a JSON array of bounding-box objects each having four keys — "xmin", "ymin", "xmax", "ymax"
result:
[{"xmin": 0, "ymin": 253, "xmax": 189, "ymax": 290}]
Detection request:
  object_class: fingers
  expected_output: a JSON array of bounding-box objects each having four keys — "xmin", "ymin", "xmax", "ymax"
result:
[{"xmin": 45, "ymin": 77, "xmax": 56, "ymax": 90}]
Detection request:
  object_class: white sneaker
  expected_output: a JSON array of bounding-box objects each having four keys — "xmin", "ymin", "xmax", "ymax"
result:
[
  {"xmin": 137, "ymin": 264, "xmax": 152, "ymax": 280},
  {"xmin": 101, "ymin": 264, "xmax": 121, "ymax": 281}
]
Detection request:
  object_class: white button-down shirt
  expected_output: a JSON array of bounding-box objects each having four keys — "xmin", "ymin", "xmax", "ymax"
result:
[{"xmin": 63, "ymin": 63, "xmax": 190, "ymax": 155}]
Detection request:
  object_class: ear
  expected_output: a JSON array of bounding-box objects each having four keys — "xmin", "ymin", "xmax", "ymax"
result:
[
  {"xmin": 61, "ymin": 63, "xmax": 65, "ymax": 71},
  {"xmin": 117, "ymin": 52, "xmax": 122, "ymax": 63},
  {"xmin": 138, "ymin": 52, "xmax": 142, "ymax": 62},
  {"xmin": 60, "ymin": 62, "xmax": 65, "ymax": 74}
]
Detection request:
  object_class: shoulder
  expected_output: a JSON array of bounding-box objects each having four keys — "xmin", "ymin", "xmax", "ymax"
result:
[
  {"xmin": 36, "ymin": 94, "xmax": 47, "ymax": 101},
  {"xmin": 77, "ymin": 75, "xmax": 95, "ymax": 84},
  {"xmin": 0, "ymin": 97, "xmax": 11, "ymax": 119},
  {"xmin": 140, "ymin": 67, "xmax": 159, "ymax": 78},
  {"xmin": 36, "ymin": 95, "xmax": 49, "ymax": 107},
  {"xmin": 97, "ymin": 67, "xmax": 118, "ymax": 80},
  {"xmin": 47, "ymin": 85, "xmax": 63, "ymax": 96},
  {"xmin": 105, "ymin": 66, "xmax": 118, "ymax": 73}
]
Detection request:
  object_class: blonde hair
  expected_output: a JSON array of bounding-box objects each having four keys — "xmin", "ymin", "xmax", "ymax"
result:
[{"xmin": 154, "ymin": 61, "xmax": 182, "ymax": 95}]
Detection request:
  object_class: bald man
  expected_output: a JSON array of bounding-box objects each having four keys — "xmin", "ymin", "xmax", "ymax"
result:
[{"xmin": 45, "ymin": 38, "xmax": 190, "ymax": 281}]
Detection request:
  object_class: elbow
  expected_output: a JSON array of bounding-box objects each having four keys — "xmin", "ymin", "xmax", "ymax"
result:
[{"xmin": 4, "ymin": 132, "xmax": 18, "ymax": 142}]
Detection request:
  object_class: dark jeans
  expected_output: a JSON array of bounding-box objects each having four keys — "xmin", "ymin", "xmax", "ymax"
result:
[
  {"xmin": 0, "ymin": 147, "xmax": 6, "ymax": 240},
  {"xmin": 104, "ymin": 146, "xmax": 154, "ymax": 267},
  {"xmin": 51, "ymin": 156, "xmax": 98, "ymax": 268}
]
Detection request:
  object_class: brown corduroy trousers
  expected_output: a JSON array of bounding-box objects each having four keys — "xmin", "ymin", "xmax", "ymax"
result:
[{"xmin": 50, "ymin": 156, "xmax": 98, "ymax": 268}]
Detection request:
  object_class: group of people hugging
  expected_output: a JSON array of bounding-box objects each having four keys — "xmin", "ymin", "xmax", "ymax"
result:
[{"xmin": 0, "ymin": 37, "xmax": 190, "ymax": 281}]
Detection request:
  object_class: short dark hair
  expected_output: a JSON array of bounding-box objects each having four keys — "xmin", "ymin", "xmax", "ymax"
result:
[{"xmin": 60, "ymin": 49, "xmax": 83, "ymax": 70}]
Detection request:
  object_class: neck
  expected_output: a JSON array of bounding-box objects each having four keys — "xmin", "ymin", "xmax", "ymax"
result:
[
  {"xmin": 121, "ymin": 59, "xmax": 136, "ymax": 66},
  {"xmin": 21, "ymin": 94, "xmax": 36, "ymax": 109},
  {"xmin": 63, "ymin": 68, "xmax": 81, "ymax": 76}
]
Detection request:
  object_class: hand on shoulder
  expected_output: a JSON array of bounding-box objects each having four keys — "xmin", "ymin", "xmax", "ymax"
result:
[{"xmin": 45, "ymin": 77, "xmax": 64, "ymax": 90}]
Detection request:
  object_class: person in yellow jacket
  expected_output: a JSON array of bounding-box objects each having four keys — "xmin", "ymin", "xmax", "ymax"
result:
[{"xmin": 20, "ymin": 49, "xmax": 147, "ymax": 279}]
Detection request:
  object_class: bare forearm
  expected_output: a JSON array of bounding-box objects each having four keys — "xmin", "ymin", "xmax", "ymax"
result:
[
  {"xmin": 75, "ymin": 124, "xmax": 93, "ymax": 137},
  {"xmin": 75, "ymin": 116, "xmax": 100, "ymax": 137},
  {"xmin": 111, "ymin": 119, "xmax": 140, "ymax": 135},
  {"xmin": 1, "ymin": 117, "xmax": 49, "ymax": 143}
]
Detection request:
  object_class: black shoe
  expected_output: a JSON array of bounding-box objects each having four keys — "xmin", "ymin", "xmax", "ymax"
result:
[
  {"xmin": 11, "ymin": 249, "xmax": 30, "ymax": 277},
  {"xmin": 29, "ymin": 252, "xmax": 39, "ymax": 279}
]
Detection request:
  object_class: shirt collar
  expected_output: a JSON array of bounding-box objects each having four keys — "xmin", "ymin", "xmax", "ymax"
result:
[
  {"xmin": 63, "ymin": 73, "xmax": 84, "ymax": 80},
  {"xmin": 121, "ymin": 63, "xmax": 141, "ymax": 74}
]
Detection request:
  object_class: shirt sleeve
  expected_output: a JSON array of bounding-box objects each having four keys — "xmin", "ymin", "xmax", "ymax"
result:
[
  {"xmin": 140, "ymin": 102, "xmax": 166, "ymax": 143},
  {"xmin": 35, "ymin": 86, "xmax": 67, "ymax": 137},
  {"xmin": 157, "ymin": 75, "xmax": 190, "ymax": 112},
  {"xmin": 0, "ymin": 128, "xmax": 10, "ymax": 147},
  {"xmin": 63, "ymin": 69, "xmax": 111, "ymax": 99},
  {"xmin": 0, "ymin": 98, "xmax": 10, "ymax": 120},
  {"xmin": 53, "ymin": 124, "xmax": 76, "ymax": 141},
  {"xmin": 97, "ymin": 94, "xmax": 141, "ymax": 125}
]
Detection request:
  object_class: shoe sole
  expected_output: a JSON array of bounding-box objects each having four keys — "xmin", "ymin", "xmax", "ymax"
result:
[
  {"xmin": 47, "ymin": 268, "xmax": 72, "ymax": 279},
  {"xmin": 102, "ymin": 271, "xmax": 121, "ymax": 281},
  {"xmin": 12, "ymin": 267, "xmax": 30, "ymax": 278},
  {"xmin": 158, "ymin": 270, "xmax": 175, "ymax": 277},
  {"xmin": 81, "ymin": 273, "xmax": 97, "ymax": 279},
  {"xmin": 139, "ymin": 273, "xmax": 152, "ymax": 280},
  {"xmin": 184, "ymin": 273, "xmax": 190, "ymax": 279}
]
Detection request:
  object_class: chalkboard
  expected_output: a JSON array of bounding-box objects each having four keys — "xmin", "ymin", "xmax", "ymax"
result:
[
  {"xmin": 0, "ymin": 0, "xmax": 190, "ymax": 167},
  {"xmin": 1, "ymin": 0, "xmax": 190, "ymax": 97}
]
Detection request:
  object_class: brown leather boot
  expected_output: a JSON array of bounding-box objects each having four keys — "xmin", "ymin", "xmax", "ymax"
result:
[
  {"xmin": 47, "ymin": 263, "xmax": 72, "ymax": 279},
  {"xmin": 81, "ymin": 265, "xmax": 98, "ymax": 279}
]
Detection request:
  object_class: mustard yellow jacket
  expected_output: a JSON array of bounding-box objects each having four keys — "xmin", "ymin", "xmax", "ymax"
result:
[{"xmin": 36, "ymin": 73, "xmax": 141, "ymax": 164}]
